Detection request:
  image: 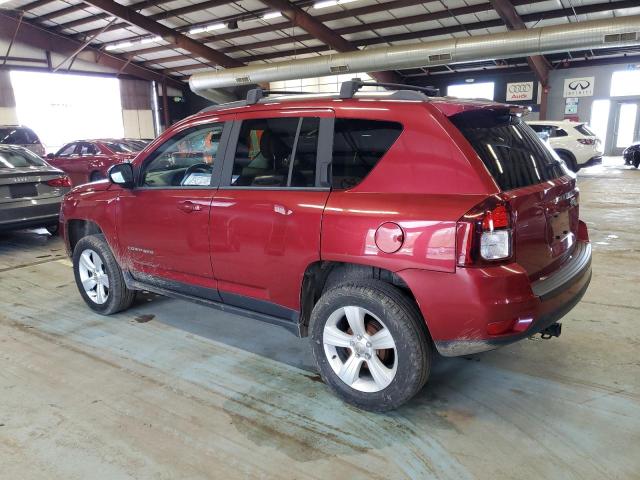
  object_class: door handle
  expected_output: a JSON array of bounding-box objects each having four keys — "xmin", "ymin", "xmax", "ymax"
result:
[{"xmin": 178, "ymin": 200, "xmax": 202, "ymax": 213}]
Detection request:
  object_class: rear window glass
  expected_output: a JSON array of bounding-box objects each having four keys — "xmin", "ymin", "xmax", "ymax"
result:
[
  {"xmin": 0, "ymin": 148, "xmax": 47, "ymax": 168},
  {"xmin": 574, "ymin": 124, "xmax": 595, "ymax": 136},
  {"xmin": 450, "ymin": 110, "xmax": 566, "ymax": 191},
  {"xmin": 332, "ymin": 119, "xmax": 402, "ymax": 189}
]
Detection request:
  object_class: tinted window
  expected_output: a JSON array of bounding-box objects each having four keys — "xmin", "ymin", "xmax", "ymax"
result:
[
  {"xmin": 56, "ymin": 143, "xmax": 78, "ymax": 156},
  {"xmin": 231, "ymin": 117, "xmax": 319, "ymax": 188},
  {"xmin": 0, "ymin": 148, "xmax": 46, "ymax": 168},
  {"xmin": 554, "ymin": 128, "xmax": 568, "ymax": 137},
  {"xmin": 142, "ymin": 123, "xmax": 224, "ymax": 188},
  {"xmin": 331, "ymin": 119, "xmax": 402, "ymax": 190},
  {"xmin": 79, "ymin": 143, "xmax": 98, "ymax": 155},
  {"xmin": 575, "ymin": 124, "xmax": 595, "ymax": 136},
  {"xmin": 24, "ymin": 128, "xmax": 40, "ymax": 144},
  {"xmin": 450, "ymin": 110, "xmax": 566, "ymax": 191},
  {"xmin": 104, "ymin": 141, "xmax": 137, "ymax": 153},
  {"xmin": 0, "ymin": 128, "xmax": 29, "ymax": 145}
]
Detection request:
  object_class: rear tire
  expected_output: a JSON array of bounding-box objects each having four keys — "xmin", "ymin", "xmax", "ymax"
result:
[
  {"xmin": 557, "ymin": 151, "xmax": 578, "ymax": 172},
  {"xmin": 72, "ymin": 234, "xmax": 135, "ymax": 314},
  {"xmin": 310, "ymin": 280, "xmax": 431, "ymax": 412}
]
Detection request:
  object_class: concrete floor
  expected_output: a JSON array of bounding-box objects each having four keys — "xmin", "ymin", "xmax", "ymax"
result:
[{"xmin": 1, "ymin": 157, "xmax": 639, "ymax": 479}]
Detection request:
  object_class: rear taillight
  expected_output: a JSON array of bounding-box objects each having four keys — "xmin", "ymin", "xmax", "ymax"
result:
[
  {"xmin": 456, "ymin": 196, "xmax": 513, "ymax": 267},
  {"xmin": 577, "ymin": 138, "xmax": 595, "ymax": 145},
  {"xmin": 47, "ymin": 176, "xmax": 72, "ymax": 188}
]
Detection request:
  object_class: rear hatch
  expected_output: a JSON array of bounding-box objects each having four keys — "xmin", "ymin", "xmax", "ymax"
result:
[{"xmin": 448, "ymin": 108, "xmax": 579, "ymax": 280}]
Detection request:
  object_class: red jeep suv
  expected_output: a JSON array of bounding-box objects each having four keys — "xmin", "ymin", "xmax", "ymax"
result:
[{"xmin": 60, "ymin": 81, "xmax": 592, "ymax": 411}]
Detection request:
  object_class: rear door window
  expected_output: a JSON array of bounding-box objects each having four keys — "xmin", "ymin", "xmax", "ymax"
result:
[
  {"xmin": 450, "ymin": 109, "xmax": 566, "ymax": 191},
  {"xmin": 230, "ymin": 117, "xmax": 319, "ymax": 188},
  {"xmin": 79, "ymin": 143, "xmax": 98, "ymax": 155},
  {"xmin": 331, "ymin": 119, "xmax": 402, "ymax": 190}
]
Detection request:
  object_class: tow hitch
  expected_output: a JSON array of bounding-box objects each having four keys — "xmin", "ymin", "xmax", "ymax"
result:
[{"xmin": 540, "ymin": 322, "xmax": 562, "ymax": 339}]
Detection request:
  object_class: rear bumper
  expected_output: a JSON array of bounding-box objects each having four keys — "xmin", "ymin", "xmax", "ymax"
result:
[
  {"xmin": 0, "ymin": 197, "xmax": 62, "ymax": 231},
  {"xmin": 579, "ymin": 155, "xmax": 602, "ymax": 169},
  {"xmin": 399, "ymin": 240, "xmax": 592, "ymax": 357}
]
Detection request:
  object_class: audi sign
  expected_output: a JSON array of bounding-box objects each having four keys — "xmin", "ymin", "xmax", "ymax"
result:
[{"xmin": 506, "ymin": 82, "xmax": 534, "ymax": 101}]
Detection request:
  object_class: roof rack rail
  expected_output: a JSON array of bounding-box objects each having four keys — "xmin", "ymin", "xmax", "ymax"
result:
[
  {"xmin": 339, "ymin": 78, "xmax": 439, "ymax": 99},
  {"xmin": 245, "ymin": 88, "xmax": 312, "ymax": 105}
]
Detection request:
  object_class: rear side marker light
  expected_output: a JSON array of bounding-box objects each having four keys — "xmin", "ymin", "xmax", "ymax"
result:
[{"xmin": 47, "ymin": 176, "xmax": 72, "ymax": 188}]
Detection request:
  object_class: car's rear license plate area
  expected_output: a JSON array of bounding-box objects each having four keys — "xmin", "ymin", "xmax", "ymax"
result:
[{"xmin": 9, "ymin": 184, "xmax": 38, "ymax": 198}]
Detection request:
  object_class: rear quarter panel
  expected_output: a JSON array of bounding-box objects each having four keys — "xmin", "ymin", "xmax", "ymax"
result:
[{"xmin": 321, "ymin": 102, "xmax": 497, "ymax": 273}]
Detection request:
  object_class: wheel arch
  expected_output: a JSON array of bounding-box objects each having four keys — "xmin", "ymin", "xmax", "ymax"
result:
[
  {"xmin": 66, "ymin": 219, "xmax": 104, "ymax": 254},
  {"xmin": 555, "ymin": 148, "xmax": 578, "ymax": 169},
  {"xmin": 298, "ymin": 261, "xmax": 423, "ymax": 337}
]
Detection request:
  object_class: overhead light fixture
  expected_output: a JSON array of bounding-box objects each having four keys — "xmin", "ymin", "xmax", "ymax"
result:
[
  {"xmin": 262, "ymin": 11, "xmax": 282, "ymax": 20},
  {"xmin": 189, "ymin": 22, "xmax": 225, "ymax": 35},
  {"xmin": 105, "ymin": 41, "xmax": 133, "ymax": 51},
  {"xmin": 140, "ymin": 36, "xmax": 162, "ymax": 44},
  {"xmin": 314, "ymin": 0, "xmax": 358, "ymax": 8}
]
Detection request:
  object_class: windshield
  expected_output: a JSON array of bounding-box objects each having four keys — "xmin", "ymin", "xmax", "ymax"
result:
[
  {"xmin": 450, "ymin": 109, "xmax": 567, "ymax": 191},
  {"xmin": 0, "ymin": 148, "xmax": 47, "ymax": 168},
  {"xmin": 103, "ymin": 141, "xmax": 137, "ymax": 153}
]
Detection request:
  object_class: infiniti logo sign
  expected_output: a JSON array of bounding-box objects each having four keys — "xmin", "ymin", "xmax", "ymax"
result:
[
  {"xmin": 564, "ymin": 76, "xmax": 594, "ymax": 98},
  {"xmin": 568, "ymin": 80, "xmax": 591, "ymax": 90}
]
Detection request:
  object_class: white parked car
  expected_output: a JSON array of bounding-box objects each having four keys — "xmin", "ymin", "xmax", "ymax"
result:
[{"xmin": 527, "ymin": 120, "xmax": 603, "ymax": 171}]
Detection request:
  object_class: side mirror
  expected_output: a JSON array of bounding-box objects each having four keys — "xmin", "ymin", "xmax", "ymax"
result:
[
  {"xmin": 46, "ymin": 153, "xmax": 55, "ymax": 159},
  {"xmin": 108, "ymin": 162, "xmax": 135, "ymax": 189}
]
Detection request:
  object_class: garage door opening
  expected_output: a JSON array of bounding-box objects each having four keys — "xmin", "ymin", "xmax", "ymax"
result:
[{"xmin": 10, "ymin": 71, "xmax": 124, "ymax": 154}]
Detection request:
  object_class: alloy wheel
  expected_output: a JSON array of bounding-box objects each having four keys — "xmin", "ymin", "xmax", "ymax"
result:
[
  {"xmin": 78, "ymin": 249, "xmax": 110, "ymax": 304},
  {"xmin": 323, "ymin": 305, "xmax": 398, "ymax": 393}
]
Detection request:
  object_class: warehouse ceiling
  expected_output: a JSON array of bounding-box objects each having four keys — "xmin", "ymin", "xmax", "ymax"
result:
[{"xmin": 1, "ymin": 0, "xmax": 640, "ymax": 88}]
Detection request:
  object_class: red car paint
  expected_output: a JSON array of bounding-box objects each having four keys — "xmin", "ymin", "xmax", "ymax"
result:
[
  {"xmin": 48, "ymin": 140, "xmax": 140, "ymax": 186},
  {"xmin": 60, "ymin": 94, "xmax": 591, "ymax": 356}
]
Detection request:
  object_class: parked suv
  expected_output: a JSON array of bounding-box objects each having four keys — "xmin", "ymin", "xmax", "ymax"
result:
[
  {"xmin": 60, "ymin": 84, "xmax": 592, "ymax": 411},
  {"xmin": 0, "ymin": 125, "xmax": 46, "ymax": 157},
  {"xmin": 527, "ymin": 120, "xmax": 602, "ymax": 171}
]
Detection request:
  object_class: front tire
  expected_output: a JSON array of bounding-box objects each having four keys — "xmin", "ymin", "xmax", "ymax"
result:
[
  {"xmin": 73, "ymin": 234, "xmax": 135, "ymax": 314},
  {"xmin": 310, "ymin": 280, "xmax": 431, "ymax": 412}
]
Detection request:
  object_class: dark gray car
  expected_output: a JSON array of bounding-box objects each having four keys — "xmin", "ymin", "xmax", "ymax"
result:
[{"xmin": 0, "ymin": 145, "xmax": 71, "ymax": 233}]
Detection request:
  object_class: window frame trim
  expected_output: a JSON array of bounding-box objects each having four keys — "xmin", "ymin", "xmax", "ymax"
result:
[{"xmin": 219, "ymin": 111, "xmax": 334, "ymax": 191}]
